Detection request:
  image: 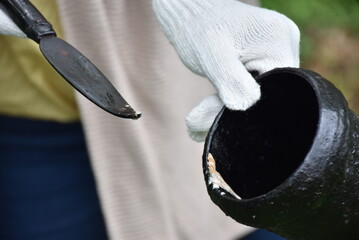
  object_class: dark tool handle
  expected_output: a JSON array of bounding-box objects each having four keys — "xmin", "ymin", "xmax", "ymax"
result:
[{"xmin": 1, "ymin": 0, "xmax": 56, "ymax": 43}]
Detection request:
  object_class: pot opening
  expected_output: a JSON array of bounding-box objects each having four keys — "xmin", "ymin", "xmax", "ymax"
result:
[{"xmin": 209, "ymin": 72, "xmax": 319, "ymax": 199}]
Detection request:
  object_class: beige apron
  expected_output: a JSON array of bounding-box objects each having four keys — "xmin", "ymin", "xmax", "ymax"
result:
[{"xmin": 57, "ymin": 1, "xmax": 259, "ymax": 239}]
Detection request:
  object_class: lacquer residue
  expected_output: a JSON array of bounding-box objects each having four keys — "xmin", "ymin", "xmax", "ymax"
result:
[{"xmin": 207, "ymin": 153, "xmax": 241, "ymax": 199}]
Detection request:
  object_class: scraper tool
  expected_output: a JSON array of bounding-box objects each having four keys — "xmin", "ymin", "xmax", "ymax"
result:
[{"xmin": 1, "ymin": 0, "xmax": 141, "ymax": 119}]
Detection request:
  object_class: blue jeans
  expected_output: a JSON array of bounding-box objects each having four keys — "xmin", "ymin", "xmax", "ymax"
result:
[
  {"xmin": 0, "ymin": 115, "xmax": 108, "ymax": 240},
  {"xmin": 241, "ymin": 229, "xmax": 287, "ymax": 240}
]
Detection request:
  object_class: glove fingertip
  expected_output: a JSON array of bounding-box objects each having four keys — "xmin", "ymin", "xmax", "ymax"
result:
[
  {"xmin": 220, "ymin": 78, "xmax": 261, "ymax": 111},
  {"xmin": 187, "ymin": 130, "xmax": 207, "ymax": 142},
  {"xmin": 185, "ymin": 95, "xmax": 224, "ymax": 142}
]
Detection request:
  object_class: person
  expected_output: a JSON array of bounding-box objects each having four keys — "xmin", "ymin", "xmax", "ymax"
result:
[{"xmin": 0, "ymin": 0, "xmax": 298, "ymax": 239}]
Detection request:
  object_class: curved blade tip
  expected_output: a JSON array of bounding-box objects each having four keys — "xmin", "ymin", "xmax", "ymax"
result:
[
  {"xmin": 116, "ymin": 109, "xmax": 142, "ymax": 120},
  {"xmin": 131, "ymin": 111, "xmax": 142, "ymax": 120}
]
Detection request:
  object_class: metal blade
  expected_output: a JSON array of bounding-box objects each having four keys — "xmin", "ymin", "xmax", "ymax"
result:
[{"xmin": 39, "ymin": 36, "xmax": 141, "ymax": 119}]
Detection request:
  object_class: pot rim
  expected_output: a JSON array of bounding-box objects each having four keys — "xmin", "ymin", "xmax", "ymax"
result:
[{"xmin": 203, "ymin": 67, "xmax": 349, "ymax": 204}]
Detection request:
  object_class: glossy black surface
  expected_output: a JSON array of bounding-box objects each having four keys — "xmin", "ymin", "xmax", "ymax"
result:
[
  {"xmin": 203, "ymin": 68, "xmax": 359, "ymax": 239},
  {"xmin": 210, "ymin": 73, "xmax": 319, "ymax": 199},
  {"xmin": 40, "ymin": 37, "xmax": 141, "ymax": 119}
]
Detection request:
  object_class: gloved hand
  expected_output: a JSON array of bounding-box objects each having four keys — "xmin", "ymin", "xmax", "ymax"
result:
[
  {"xmin": 153, "ymin": 0, "xmax": 300, "ymax": 142},
  {"xmin": 0, "ymin": 4, "xmax": 26, "ymax": 37}
]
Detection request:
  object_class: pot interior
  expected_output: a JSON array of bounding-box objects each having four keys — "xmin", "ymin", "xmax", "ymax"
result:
[{"xmin": 209, "ymin": 72, "xmax": 319, "ymax": 199}]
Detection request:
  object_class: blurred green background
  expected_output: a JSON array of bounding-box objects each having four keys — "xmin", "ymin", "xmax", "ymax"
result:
[{"xmin": 262, "ymin": 0, "xmax": 359, "ymax": 112}]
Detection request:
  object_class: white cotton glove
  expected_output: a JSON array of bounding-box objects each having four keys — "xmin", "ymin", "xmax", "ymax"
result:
[
  {"xmin": 153, "ymin": 0, "xmax": 300, "ymax": 142},
  {"xmin": 0, "ymin": 4, "xmax": 26, "ymax": 37}
]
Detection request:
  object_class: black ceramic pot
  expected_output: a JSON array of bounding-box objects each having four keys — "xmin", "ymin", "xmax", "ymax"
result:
[{"xmin": 203, "ymin": 68, "xmax": 359, "ymax": 240}]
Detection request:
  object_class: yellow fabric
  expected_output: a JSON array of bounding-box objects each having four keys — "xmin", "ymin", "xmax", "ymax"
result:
[{"xmin": 0, "ymin": 0, "xmax": 79, "ymax": 122}]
